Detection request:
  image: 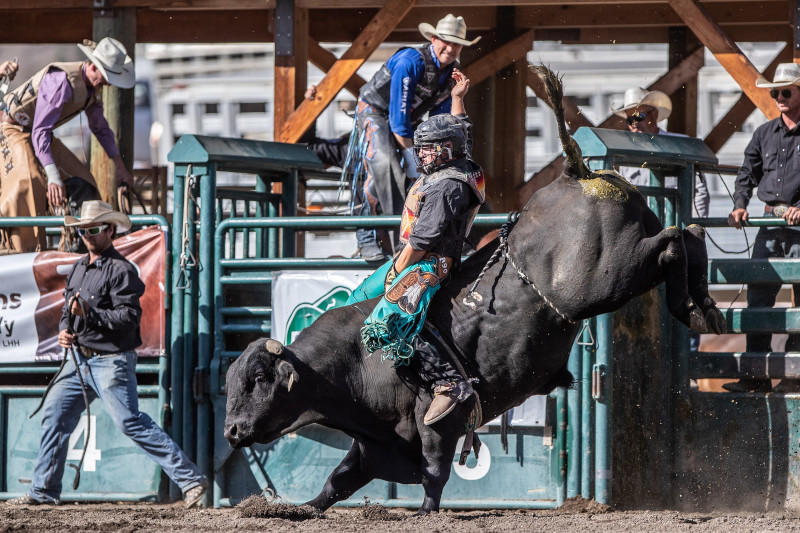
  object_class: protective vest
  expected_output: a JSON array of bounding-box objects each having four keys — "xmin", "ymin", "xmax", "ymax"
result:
[
  {"xmin": 2, "ymin": 62, "xmax": 96, "ymax": 131},
  {"xmin": 359, "ymin": 45, "xmax": 456, "ymax": 122},
  {"xmin": 399, "ymin": 159, "xmax": 486, "ymax": 262}
]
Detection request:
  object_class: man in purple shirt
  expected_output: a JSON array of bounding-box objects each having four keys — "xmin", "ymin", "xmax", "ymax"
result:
[
  {"xmin": 0, "ymin": 37, "xmax": 134, "ymax": 253},
  {"xmin": 341, "ymin": 14, "xmax": 481, "ymax": 262}
]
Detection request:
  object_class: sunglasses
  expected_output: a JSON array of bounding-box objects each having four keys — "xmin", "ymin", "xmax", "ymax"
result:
[
  {"xmin": 78, "ymin": 224, "xmax": 108, "ymax": 236},
  {"xmin": 770, "ymin": 89, "xmax": 794, "ymax": 99},
  {"xmin": 626, "ymin": 110, "xmax": 651, "ymax": 125}
]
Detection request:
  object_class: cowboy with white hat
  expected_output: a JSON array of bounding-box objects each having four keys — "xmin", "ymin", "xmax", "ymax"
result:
[
  {"xmin": 724, "ymin": 63, "xmax": 800, "ymax": 394},
  {"xmin": 612, "ymin": 87, "xmax": 673, "ymax": 134},
  {"xmin": 64, "ymin": 200, "xmax": 131, "ymax": 234},
  {"xmin": 7, "ymin": 197, "xmax": 209, "ymax": 508},
  {"xmin": 343, "ymin": 14, "xmax": 482, "ymax": 264},
  {"xmin": 0, "ymin": 37, "xmax": 135, "ymax": 255}
]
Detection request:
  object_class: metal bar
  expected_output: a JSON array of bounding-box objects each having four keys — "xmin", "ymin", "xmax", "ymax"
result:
[
  {"xmin": 183, "ymin": 176, "xmax": 199, "ymax": 463},
  {"xmin": 0, "ymin": 492, "xmax": 158, "ymax": 502},
  {"xmin": 197, "ymin": 169, "xmax": 216, "ymax": 507},
  {"xmin": 170, "ymin": 168, "xmax": 186, "ymax": 458},
  {"xmin": 566, "ymin": 338, "xmax": 582, "ymax": 498},
  {"xmin": 556, "ymin": 386, "xmax": 567, "ymax": 507},
  {"xmin": 690, "ymin": 351, "xmax": 800, "ymax": 379},
  {"xmin": 708, "ymin": 258, "xmax": 800, "ymax": 284},
  {"xmin": 215, "ymin": 214, "xmax": 509, "ymax": 231},
  {"xmin": 220, "ymin": 258, "xmax": 378, "ymax": 268},
  {"xmin": 220, "ymin": 307, "xmax": 272, "ymax": 316},
  {"xmin": 0, "ymin": 215, "xmax": 167, "ymax": 227},
  {"xmin": 220, "ymin": 324, "xmax": 271, "ymax": 334},
  {"xmin": 723, "ymin": 308, "xmax": 800, "ymax": 333},
  {"xmin": 594, "ymin": 313, "xmax": 613, "ymax": 506},
  {"xmin": 581, "ymin": 318, "xmax": 594, "ymax": 500},
  {"xmin": 0, "ymin": 363, "xmax": 161, "ymax": 374},
  {"xmin": 0, "ymin": 392, "xmax": 4, "ymax": 492},
  {"xmin": 283, "ymin": 169, "xmax": 298, "ymax": 258},
  {"xmin": 702, "ymin": 217, "xmax": 790, "ymax": 227}
]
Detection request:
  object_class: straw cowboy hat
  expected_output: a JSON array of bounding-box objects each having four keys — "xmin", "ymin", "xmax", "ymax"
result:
[
  {"xmin": 65, "ymin": 200, "xmax": 131, "ymax": 233},
  {"xmin": 419, "ymin": 14, "xmax": 481, "ymax": 46},
  {"xmin": 755, "ymin": 63, "xmax": 800, "ymax": 88},
  {"xmin": 611, "ymin": 87, "xmax": 672, "ymax": 121},
  {"xmin": 77, "ymin": 37, "xmax": 135, "ymax": 89}
]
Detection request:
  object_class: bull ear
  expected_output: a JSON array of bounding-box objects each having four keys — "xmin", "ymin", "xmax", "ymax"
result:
[{"xmin": 277, "ymin": 360, "xmax": 299, "ymax": 392}]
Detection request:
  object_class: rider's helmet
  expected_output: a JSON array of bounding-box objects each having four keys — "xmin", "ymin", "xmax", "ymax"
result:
[{"xmin": 413, "ymin": 114, "xmax": 467, "ymax": 175}]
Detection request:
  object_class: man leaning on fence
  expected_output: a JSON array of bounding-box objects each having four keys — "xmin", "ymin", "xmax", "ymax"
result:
[
  {"xmin": 726, "ymin": 63, "xmax": 800, "ymax": 393},
  {"xmin": 6, "ymin": 201, "xmax": 207, "ymax": 507},
  {"xmin": 0, "ymin": 37, "xmax": 135, "ymax": 254}
]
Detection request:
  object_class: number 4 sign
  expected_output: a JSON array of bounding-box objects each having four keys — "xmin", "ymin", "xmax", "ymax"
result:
[{"xmin": 66, "ymin": 416, "xmax": 102, "ymax": 472}]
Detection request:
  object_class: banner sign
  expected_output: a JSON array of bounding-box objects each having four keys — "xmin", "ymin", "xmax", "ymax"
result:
[
  {"xmin": 271, "ymin": 270, "xmax": 369, "ymax": 345},
  {"xmin": 270, "ymin": 268, "xmax": 546, "ymax": 427},
  {"xmin": 0, "ymin": 226, "xmax": 166, "ymax": 364}
]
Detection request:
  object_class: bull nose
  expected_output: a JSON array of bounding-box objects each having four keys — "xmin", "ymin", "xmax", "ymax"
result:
[{"xmin": 224, "ymin": 423, "xmax": 240, "ymax": 445}]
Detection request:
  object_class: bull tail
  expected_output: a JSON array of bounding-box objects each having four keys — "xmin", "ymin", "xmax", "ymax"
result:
[{"xmin": 533, "ymin": 65, "xmax": 590, "ymax": 180}]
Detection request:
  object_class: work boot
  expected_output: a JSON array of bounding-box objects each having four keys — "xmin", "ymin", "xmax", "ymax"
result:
[
  {"xmin": 722, "ymin": 379, "xmax": 772, "ymax": 393},
  {"xmin": 6, "ymin": 493, "xmax": 57, "ymax": 506},
  {"xmin": 357, "ymin": 241, "xmax": 389, "ymax": 263},
  {"xmin": 424, "ymin": 380, "xmax": 473, "ymax": 426},
  {"xmin": 183, "ymin": 482, "xmax": 207, "ymax": 509},
  {"xmin": 773, "ymin": 380, "xmax": 800, "ymax": 393}
]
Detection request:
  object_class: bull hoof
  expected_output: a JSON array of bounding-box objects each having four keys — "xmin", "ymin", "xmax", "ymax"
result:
[
  {"xmin": 689, "ymin": 307, "xmax": 708, "ymax": 333},
  {"xmin": 704, "ymin": 307, "xmax": 727, "ymax": 335},
  {"xmin": 265, "ymin": 339, "xmax": 284, "ymax": 355}
]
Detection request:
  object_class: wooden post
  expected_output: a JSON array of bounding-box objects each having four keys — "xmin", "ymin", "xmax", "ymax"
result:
[
  {"xmin": 668, "ymin": 27, "xmax": 701, "ymax": 137},
  {"xmin": 90, "ymin": 7, "xmax": 135, "ymax": 207},
  {"xmin": 273, "ymin": 0, "xmax": 308, "ymax": 137}
]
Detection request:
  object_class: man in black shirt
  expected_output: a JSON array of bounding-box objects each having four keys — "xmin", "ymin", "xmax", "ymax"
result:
[
  {"xmin": 8, "ymin": 201, "xmax": 207, "ymax": 507},
  {"xmin": 726, "ymin": 63, "xmax": 800, "ymax": 393}
]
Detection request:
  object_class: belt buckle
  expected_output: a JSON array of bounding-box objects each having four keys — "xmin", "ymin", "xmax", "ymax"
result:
[{"xmin": 774, "ymin": 205, "xmax": 789, "ymax": 217}]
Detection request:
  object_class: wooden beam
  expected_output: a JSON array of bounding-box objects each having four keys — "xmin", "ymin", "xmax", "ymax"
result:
[
  {"xmin": 307, "ymin": 39, "xmax": 366, "ymax": 98},
  {"xmin": 461, "ymin": 30, "xmax": 534, "ymax": 86},
  {"xmin": 90, "ymin": 7, "xmax": 136, "ymax": 207},
  {"xmin": 668, "ymin": 28, "xmax": 701, "ymax": 137},
  {"xmin": 274, "ymin": 3, "xmax": 309, "ymax": 133},
  {"xmin": 516, "ymin": 2, "xmax": 788, "ymax": 29},
  {"xmin": 668, "ymin": 0, "xmax": 779, "ymax": 119},
  {"xmin": 704, "ymin": 45, "xmax": 791, "ymax": 153},
  {"xmin": 517, "ymin": 44, "xmax": 705, "ymax": 208},
  {"xmin": 278, "ymin": 0, "xmax": 418, "ymax": 143},
  {"xmin": 525, "ymin": 66, "xmax": 594, "ymax": 131}
]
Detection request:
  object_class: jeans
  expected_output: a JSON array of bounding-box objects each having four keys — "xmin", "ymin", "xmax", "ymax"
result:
[
  {"xmin": 747, "ymin": 225, "xmax": 800, "ymax": 352},
  {"xmin": 29, "ymin": 350, "xmax": 205, "ymax": 503}
]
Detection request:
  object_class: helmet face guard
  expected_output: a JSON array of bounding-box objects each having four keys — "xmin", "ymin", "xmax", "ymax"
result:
[{"xmin": 414, "ymin": 141, "xmax": 454, "ymax": 175}]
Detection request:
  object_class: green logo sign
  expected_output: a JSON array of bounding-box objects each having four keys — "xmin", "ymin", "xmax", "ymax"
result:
[{"xmin": 284, "ymin": 287, "xmax": 352, "ymax": 344}]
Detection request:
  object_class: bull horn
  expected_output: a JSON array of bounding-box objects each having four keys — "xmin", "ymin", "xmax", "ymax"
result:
[
  {"xmin": 265, "ymin": 339, "xmax": 284, "ymax": 355},
  {"xmin": 288, "ymin": 373, "xmax": 295, "ymax": 392}
]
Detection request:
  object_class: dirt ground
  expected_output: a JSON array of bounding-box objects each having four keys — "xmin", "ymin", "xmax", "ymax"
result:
[{"xmin": 3, "ymin": 497, "xmax": 800, "ymax": 533}]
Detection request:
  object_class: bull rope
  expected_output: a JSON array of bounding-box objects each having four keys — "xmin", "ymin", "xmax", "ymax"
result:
[{"xmin": 464, "ymin": 211, "xmax": 575, "ymax": 324}]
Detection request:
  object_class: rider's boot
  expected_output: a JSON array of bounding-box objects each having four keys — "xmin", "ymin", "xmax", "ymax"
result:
[{"xmin": 411, "ymin": 339, "xmax": 474, "ymax": 425}]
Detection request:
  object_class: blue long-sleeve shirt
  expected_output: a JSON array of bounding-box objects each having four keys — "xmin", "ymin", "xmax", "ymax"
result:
[{"xmin": 385, "ymin": 45, "xmax": 453, "ymax": 138}]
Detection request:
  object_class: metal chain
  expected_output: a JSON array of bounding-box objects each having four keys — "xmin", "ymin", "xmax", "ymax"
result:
[
  {"xmin": 464, "ymin": 211, "xmax": 575, "ymax": 323},
  {"xmin": 176, "ymin": 166, "xmax": 198, "ymax": 290}
]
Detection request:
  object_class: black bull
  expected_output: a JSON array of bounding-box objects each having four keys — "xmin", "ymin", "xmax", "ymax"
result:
[{"xmin": 224, "ymin": 67, "xmax": 726, "ymax": 514}]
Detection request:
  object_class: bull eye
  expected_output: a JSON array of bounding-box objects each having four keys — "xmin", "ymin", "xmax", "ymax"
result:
[{"xmin": 254, "ymin": 372, "xmax": 266, "ymax": 384}]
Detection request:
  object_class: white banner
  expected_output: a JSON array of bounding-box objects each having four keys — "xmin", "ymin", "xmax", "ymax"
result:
[
  {"xmin": 0, "ymin": 252, "xmax": 42, "ymax": 363},
  {"xmin": 271, "ymin": 270, "xmax": 369, "ymax": 345}
]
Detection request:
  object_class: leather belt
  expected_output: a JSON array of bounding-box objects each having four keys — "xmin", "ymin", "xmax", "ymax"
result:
[
  {"xmin": 765, "ymin": 203, "xmax": 790, "ymax": 216},
  {"xmin": 79, "ymin": 346, "xmax": 97, "ymax": 358}
]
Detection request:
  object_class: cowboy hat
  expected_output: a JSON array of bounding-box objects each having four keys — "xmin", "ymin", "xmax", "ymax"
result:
[
  {"xmin": 64, "ymin": 200, "xmax": 131, "ymax": 233},
  {"xmin": 419, "ymin": 14, "xmax": 481, "ymax": 47},
  {"xmin": 755, "ymin": 63, "xmax": 800, "ymax": 88},
  {"xmin": 611, "ymin": 87, "xmax": 672, "ymax": 121},
  {"xmin": 77, "ymin": 37, "xmax": 135, "ymax": 89}
]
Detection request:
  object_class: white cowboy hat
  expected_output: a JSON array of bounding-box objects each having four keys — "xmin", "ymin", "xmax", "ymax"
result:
[
  {"xmin": 64, "ymin": 200, "xmax": 131, "ymax": 233},
  {"xmin": 77, "ymin": 37, "xmax": 135, "ymax": 89},
  {"xmin": 419, "ymin": 14, "xmax": 481, "ymax": 47},
  {"xmin": 755, "ymin": 63, "xmax": 800, "ymax": 88},
  {"xmin": 611, "ymin": 87, "xmax": 672, "ymax": 121}
]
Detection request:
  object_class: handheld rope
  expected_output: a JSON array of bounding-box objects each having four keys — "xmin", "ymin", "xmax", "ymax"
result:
[{"xmin": 29, "ymin": 294, "xmax": 92, "ymax": 490}]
